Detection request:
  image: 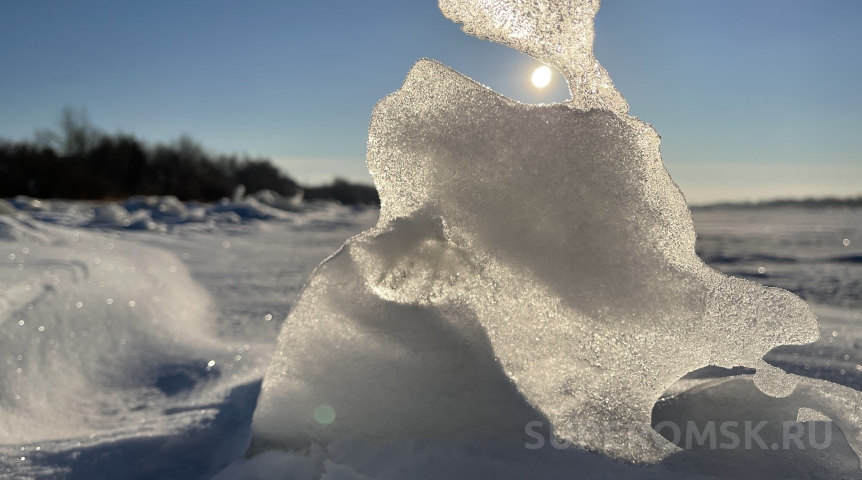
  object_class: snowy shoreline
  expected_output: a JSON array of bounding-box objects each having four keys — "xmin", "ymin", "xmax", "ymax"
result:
[{"xmin": 1, "ymin": 200, "xmax": 860, "ymax": 478}]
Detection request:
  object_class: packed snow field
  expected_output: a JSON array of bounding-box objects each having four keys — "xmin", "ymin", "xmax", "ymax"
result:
[
  {"xmin": 0, "ymin": 196, "xmax": 859, "ymax": 478},
  {"xmin": 0, "ymin": 196, "xmax": 379, "ymax": 479}
]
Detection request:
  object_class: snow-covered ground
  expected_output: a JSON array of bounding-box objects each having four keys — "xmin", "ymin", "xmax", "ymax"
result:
[
  {"xmin": 0, "ymin": 198, "xmax": 860, "ymax": 478},
  {"xmin": 694, "ymin": 207, "xmax": 862, "ymax": 391},
  {"xmin": 0, "ymin": 197, "xmax": 378, "ymax": 479}
]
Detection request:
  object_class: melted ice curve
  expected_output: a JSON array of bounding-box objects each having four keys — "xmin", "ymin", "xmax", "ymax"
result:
[{"xmin": 252, "ymin": 0, "xmax": 862, "ymax": 467}]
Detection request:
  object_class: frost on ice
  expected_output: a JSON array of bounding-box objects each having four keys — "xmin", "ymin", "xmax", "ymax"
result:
[{"xmin": 251, "ymin": 0, "xmax": 862, "ymax": 471}]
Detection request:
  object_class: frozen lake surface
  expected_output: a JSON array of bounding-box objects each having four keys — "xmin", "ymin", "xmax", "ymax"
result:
[{"xmin": 0, "ymin": 199, "xmax": 859, "ymax": 478}]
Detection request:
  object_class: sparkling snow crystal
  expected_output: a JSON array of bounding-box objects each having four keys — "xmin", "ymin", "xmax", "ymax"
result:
[{"xmin": 251, "ymin": 0, "xmax": 862, "ymax": 471}]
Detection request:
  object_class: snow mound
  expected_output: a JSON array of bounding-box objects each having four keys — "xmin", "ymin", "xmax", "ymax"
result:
[
  {"xmin": 0, "ymin": 200, "xmax": 15, "ymax": 216},
  {"xmin": 90, "ymin": 203, "xmax": 156, "ymax": 230},
  {"xmin": 152, "ymin": 195, "xmax": 188, "ymax": 217},
  {"xmin": 252, "ymin": 189, "xmax": 304, "ymax": 212},
  {"xmin": 0, "ymin": 218, "xmax": 259, "ymax": 457},
  {"xmin": 211, "ymin": 197, "xmax": 292, "ymax": 220},
  {"xmin": 92, "ymin": 203, "xmax": 132, "ymax": 225},
  {"xmin": 11, "ymin": 196, "xmax": 50, "ymax": 212},
  {"xmin": 0, "ymin": 216, "xmax": 54, "ymax": 243}
]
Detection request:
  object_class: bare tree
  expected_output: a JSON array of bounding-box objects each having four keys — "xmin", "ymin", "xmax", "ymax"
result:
[{"xmin": 59, "ymin": 106, "xmax": 100, "ymax": 157}]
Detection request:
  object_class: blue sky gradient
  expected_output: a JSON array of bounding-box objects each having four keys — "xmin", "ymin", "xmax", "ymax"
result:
[{"xmin": 1, "ymin": 0, "xmax": 859, "ymax": 203}]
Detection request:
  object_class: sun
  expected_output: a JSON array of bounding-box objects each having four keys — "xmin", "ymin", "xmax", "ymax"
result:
[{"xmin": 531, "ymin": 66, "xmax": 552, "ymax": 88}]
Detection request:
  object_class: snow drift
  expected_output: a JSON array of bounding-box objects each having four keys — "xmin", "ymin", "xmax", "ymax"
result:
[{"xmin": 0, "ymin": 214, "xmax": 265, "ymax": 478}]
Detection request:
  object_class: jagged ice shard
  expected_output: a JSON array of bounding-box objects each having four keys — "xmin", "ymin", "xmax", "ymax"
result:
[{"xmin": 250, "ymin": 0, "xmax": 862, "ymax": 474}]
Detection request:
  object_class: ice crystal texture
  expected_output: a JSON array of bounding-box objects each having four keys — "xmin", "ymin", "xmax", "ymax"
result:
[
  {"xmin": 252, "ymin": 0, "xmax": 862, "ymax": 470},
  {"xmin": 439, "ymin": 0, "xmax": 627, "ymax": 114}
]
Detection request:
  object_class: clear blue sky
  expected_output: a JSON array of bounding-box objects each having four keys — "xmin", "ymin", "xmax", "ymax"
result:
[{"xmin": 1, "ymin": 0, "xmax": 860, "ymax": 203}]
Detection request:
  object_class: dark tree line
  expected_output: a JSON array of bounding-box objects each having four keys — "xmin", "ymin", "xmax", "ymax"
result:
[
  {"xmin": 303, "ymin": 179, "xmax": 381, "ymax": 204},
  {"xmin": 692, "ymin": 196, "xmax": 862, "ymax": 210},
  {"xmin": 0, "ymin": 108, "xmax": 379, "ymax": 204}
]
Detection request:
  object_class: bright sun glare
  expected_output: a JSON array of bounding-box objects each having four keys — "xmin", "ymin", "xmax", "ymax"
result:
[{"xmin": 531, "ymin": 66, "xmax": 552, "ymax": 88}]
